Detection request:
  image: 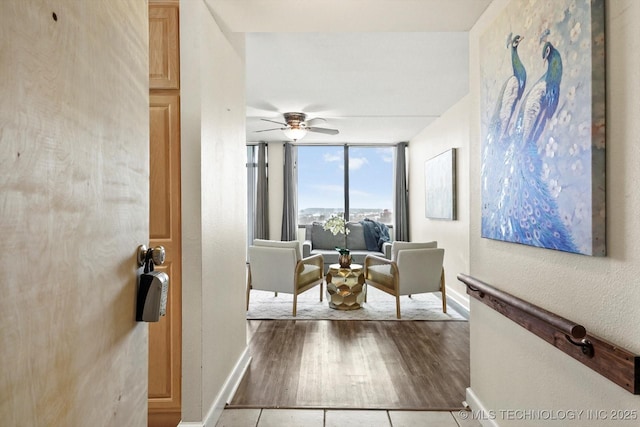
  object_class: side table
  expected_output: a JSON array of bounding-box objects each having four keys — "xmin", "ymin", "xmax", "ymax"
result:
[{"xmin": 326, "ymin": 263, "xmax": 366, "ymax": 310}]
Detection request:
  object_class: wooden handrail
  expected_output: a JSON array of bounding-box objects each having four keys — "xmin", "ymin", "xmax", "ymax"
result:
[
  {"xmin": 460, "ymin": 274, "xmax": 586, "ymax": 339},
  {"xmin": 458, "ymin": 273, "xmax": 640, "ymax": 395}
]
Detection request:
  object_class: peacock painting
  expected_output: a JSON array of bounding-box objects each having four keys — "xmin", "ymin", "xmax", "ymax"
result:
[{"xmin": 480, "ymin": 0, "xmax": 606, "ymax": 256}]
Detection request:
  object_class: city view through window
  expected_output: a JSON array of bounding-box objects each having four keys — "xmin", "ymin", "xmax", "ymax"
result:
[{"xmin": 297, "ymin": 146, "xmax": 394, "ymax": 225}]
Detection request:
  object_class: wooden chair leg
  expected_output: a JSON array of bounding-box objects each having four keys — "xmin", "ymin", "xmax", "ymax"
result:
[
  {"xmin": 293, "ymin": 293, "xmax": 298, "ymax": 317},
  {"xmin": 441, "ymin": 269, "xmax": 447, "ymax": 313},
  {"xmin": 396, "ymin": 295, "xmax": 401, "ymax": 319}
]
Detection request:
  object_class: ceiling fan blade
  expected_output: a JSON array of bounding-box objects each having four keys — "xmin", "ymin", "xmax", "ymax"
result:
[
  {"xmin": 308, "ymin": 127, "xmax": 339, "ymax": 135},
  {"xmin": 261, "ymin": 118, "xmax": 288, "ymax": 126},
  {"xmin": 305, "ymin": 117, "xmax": 327, "ymax": 127},
  {"xmin": 254, "ymin": 127, "xmax": 285, "ymax": 133}
]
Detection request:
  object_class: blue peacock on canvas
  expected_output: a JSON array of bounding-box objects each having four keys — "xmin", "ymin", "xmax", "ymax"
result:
[{"xmin": 482, "ymin": 32, "xmax": 578, "ymax": 253}]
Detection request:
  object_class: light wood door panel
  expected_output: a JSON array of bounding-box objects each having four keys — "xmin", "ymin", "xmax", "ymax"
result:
[
  {"xmin": 1, "ymin": 2, "xmax": 149, "ymax": 425},
  {"xmin": 149, "ymin": 4, "xmax": 180, "ymax": 90},
  {"xmin": 149, "ymin": 94, "xmax": 182, "ymax": 426}
]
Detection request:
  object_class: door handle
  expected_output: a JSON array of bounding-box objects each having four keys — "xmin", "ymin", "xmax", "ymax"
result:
[
  {"xmin": 136, "ymin": 244, "xmax": 169, "ymax": 322},
  {"xmin": 137, "ymin": 245, "xmax": 166, "ymax": 268}
]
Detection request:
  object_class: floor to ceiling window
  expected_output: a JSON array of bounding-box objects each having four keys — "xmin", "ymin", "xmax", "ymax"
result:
[{"xmin": 297, "ymin": 145, "xmax": 394, "ymax": 225}]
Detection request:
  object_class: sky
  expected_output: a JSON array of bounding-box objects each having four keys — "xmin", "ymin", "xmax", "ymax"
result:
[{"xmin": 297, "ymin": 145, "xmax": 394, "ymax": 211}]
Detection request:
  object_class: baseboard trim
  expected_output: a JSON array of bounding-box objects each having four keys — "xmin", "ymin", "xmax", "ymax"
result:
[
  {"xmin": 444, "ymin": 288, "xmax": 470, "ymax": 320},
  {"xmin": 466, "ymin": 387, "xmax": 500, "ymax": 427},
  {"xmin": 178, "ymin": 346, "xmax": 252, "ymax": 427}
]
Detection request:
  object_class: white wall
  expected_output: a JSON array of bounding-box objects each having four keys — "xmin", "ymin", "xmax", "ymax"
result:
[
  {"xmin": 409, "ymin": 96, "xmax": 471, "ymax": 308},
  {"xmin": 468, "ymin": 1, "xmax": 640, "ymax": 425},
  {"xmin": 181, "ymin": 1, "xmax": 248, "ymax": 424}
]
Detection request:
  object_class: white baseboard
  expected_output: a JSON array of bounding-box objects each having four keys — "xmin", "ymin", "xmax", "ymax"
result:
[
  {"xmin": 445, "ymin": 288, "xmax": 470, "ymax": 320},
  {"xmin": 466, "ymin": 387, "xmax": 500, "ymax": 427},
  {"xmin": 178, "ymin": 346, "xmax": 252, "ymax": 427}
]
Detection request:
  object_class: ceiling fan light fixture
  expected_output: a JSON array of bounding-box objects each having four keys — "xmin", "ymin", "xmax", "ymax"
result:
[{"xmin": 283, "ymin": 127, "xmax": 307, "ymax": 141}]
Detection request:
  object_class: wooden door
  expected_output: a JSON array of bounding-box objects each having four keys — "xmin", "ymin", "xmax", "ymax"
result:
[
  {"xmin": 148, "ymin": 94, "xmax": 182, "ymax": 427},
  {"xmin": 1, "ymin": 1, "xmax": 150, "ymax": 425},
  {"xmin": 149, "ymin": 3, "xmax": 180, "ymax": 90},
  {"xmin": 149, "ymin": 2, "xmax": 182, "ymax": 427}
]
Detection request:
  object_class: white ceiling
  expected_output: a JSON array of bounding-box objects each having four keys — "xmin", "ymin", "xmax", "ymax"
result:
[{"xmin": 205, "ymin": 0, "xmax": 493, "ymax": 144}]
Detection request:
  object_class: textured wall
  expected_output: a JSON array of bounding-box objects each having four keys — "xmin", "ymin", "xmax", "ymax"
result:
[
  {"xmin": 180, "ymin": 0, "xmax": 248, "ymax": 423},
  {"xmin": 409, "ymin": 96, "xmax": 471, "ymax": 308},
  {"xmin": 468, "ymin": 0, "xmax": 640, "ymax": 425},
  {"xmin": 0, "ymin": 0, "xmax": 149, "ymax": 425}
]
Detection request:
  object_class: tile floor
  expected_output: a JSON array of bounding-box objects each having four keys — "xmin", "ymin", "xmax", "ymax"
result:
[{"xmin": 215, "ymin": 409, "xmax": 482, "ymax": 427}]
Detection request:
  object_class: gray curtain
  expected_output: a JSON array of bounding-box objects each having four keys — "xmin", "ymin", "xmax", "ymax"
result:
[
  {"xmin": 246, "ymin": 146, "xmax": 257, "ymax": 248},
  {"xmin": 281, "ymin": 143, "xmax": 298, "ymax": 241},
  {"xmin": 394, "ymin": 142, "xmax": 409, "ymax": 241},
  {"xmin": 254, "ymin": 142, "xmax": 269, "ymax": 240}
]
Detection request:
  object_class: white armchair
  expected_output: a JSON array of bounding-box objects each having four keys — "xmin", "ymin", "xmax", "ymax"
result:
[
  {"xmin": 247, "ymin": 239, "xmax": 324, "ymax": 316},
  {"xmin": 364, "ymin": 241, "xmax": 446, "ymax": 319}
]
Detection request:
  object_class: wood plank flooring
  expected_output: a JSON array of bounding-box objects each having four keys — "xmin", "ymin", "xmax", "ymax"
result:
[{"xmin": 228, "ymin": 320, "xmax": 469, "ymax": 410}]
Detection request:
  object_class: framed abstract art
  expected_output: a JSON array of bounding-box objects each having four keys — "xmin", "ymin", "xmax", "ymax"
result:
[
  {"xmin": 425, "ymin": 148, "xmax": 456, "ymax": 220},
  {"xmin": 480, "ymin": 0, "xmax": 606, "ymax": 256}
]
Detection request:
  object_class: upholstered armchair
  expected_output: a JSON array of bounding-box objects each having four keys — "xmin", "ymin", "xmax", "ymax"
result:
[
  {"xmin": 247, "ymin": 239, "xmax": 324, "ymax": 316},
  {"xmin": 364, "ymin": 241, "xmax": 446, "ymax": 319}
]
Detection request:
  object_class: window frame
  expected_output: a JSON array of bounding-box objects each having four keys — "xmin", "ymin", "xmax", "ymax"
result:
[{"xmin": 296, "ymin": 143, "xmax": 396, "ymax": 226}]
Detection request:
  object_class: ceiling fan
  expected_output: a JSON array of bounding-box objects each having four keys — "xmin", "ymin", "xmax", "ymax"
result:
[{"xmin": 255, "ymin": 112, "xmax": 339, "ymax": 141}]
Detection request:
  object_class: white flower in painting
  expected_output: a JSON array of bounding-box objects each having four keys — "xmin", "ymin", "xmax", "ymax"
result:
[
  {"xmin": 524, "ymin": 14, "xmax": 534, "ymax": 30},
  {"xmin": 542, "ymin": 163, "xmax": 551, "ymax": 180},
  {"xmin": 566, "ymin": 86, "xmax": 577, "ymax": 103},
  {"xmin": 540, "ymin": 16, "xmax": 551, "ymax": 32},
  {"xmin": 558, "ymin": 110, "xmax": 572, "ymax": 126},
  {"xmin": 571, "ymin": 160, "xmax": 584, "ymax": 175},
  {"xmin": 569, "ymin": 143, "xmax": 580, "ymax": 156},
  {"xmin": 578, "ymin": 121, "xmax": 590, "ymax": 136},
  {"xmin": 561, "ymin": 210, "xmax": 573, "ymax": 228},
  {"xmin": 581, "ymin": 39, "xmax": 591, "ymax": 51},
  {"xmin": 570, "ymin": 22, "xmax": 582, "ymax": 42},
  {"xmin": 545, "ymin": 137, "xmax": 558, "ymax": 158},
  {"xmin": 551, "ymin": 35, "xmax": 564, "ymax": 50},
  {"xmin": 547, "ymin": 116, "xmax": 558, "ymax": 132},
  {"xmin": 548, "ymin": 179, "xmax": 562, "ymax": 198},
  {"xmin": 569, "ymin": 0, "xmax": 577, "ymax": 13},
  {"xmin": 570, "ymin": 51, "xmax": 578, "ymax": 63},
  {"xmin": 574, "ymin": 201, "xmax": 588, "ymax": 221}
]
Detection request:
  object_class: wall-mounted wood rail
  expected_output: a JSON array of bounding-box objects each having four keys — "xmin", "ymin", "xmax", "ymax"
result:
[{"xmin": 458, "ymin": 273, "xmax": 640, "ymax": 395}]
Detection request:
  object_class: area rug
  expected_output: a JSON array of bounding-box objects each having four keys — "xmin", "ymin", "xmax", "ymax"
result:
[{"xmin": 247, "ymin": 286, "xmax": 466, "ymax": 321}]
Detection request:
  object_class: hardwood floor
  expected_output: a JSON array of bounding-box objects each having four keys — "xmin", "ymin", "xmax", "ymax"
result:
[{"xmin": 228, "ymin": 320, "xmax": 469, "ymax": 410}]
